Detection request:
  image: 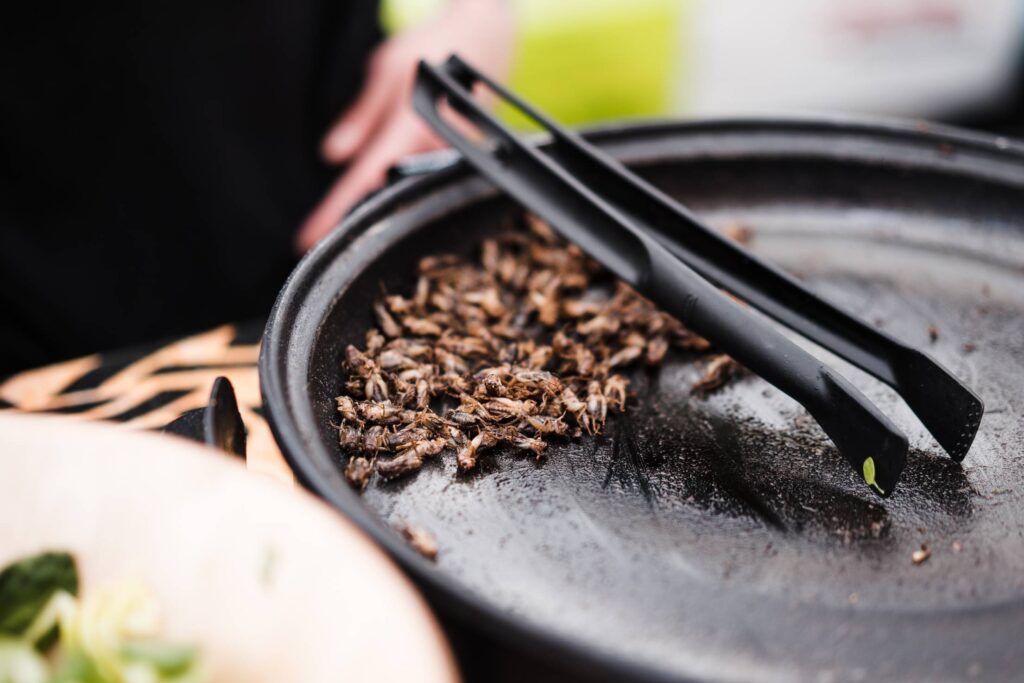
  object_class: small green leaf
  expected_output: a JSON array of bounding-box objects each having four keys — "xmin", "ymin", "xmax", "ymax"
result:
[
  {"xmin": 0, "ymin": 552, "xmax": 77, "ymax": 650},
  {"xmin": 862, "ymin": 457, "xmax": 885, "ymax": 495}
]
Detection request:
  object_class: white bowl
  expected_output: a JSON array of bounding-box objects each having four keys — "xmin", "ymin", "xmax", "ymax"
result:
[{"xmin": 0, "ymin": 414, "xmax": 458, "ymax": 683}]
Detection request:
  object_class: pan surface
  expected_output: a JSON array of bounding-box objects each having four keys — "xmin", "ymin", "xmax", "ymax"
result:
[{"xmin": 261, "ymin": 119, "xmax": 1024, "ymax": 681}]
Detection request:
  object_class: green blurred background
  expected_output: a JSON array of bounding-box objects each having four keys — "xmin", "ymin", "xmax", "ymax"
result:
[{"xmin": 382, "ymin": 0, "xmax": 685, "ymax": 129}]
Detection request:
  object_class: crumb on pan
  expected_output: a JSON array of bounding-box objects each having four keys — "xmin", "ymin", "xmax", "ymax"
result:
[
  {"xmin": 400, "ymin": 524, "xmax": 439, "ymax": 560},
  {"xmin": 722, "ymin": 222, "xmax": 753, "ymax": 245}
]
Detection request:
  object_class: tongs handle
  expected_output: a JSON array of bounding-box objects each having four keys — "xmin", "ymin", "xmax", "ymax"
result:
[{"xmin": 414, "ymin": 56, "xmax": 908, "ymax": 496}]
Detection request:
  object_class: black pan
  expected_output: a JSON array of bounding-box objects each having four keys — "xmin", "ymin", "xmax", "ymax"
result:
[{"xmin": 260, "ymin": 118, "xmax": 1024, "ymax": 682}]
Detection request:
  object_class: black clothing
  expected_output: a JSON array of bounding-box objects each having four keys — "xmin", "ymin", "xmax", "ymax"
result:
[{"xmin": 0, "ymin": 1, "xmax": 381, "ymax": 375}]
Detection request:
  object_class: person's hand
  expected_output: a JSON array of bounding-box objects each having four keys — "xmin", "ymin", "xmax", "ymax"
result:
[{"xmin": 296, "ymin": 0, "xmax": 515, "ymax": 252}]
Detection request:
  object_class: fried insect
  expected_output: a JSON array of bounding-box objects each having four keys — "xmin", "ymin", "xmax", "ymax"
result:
[
  {"xmin": 403, "ymin": 316, "xmax": 443, "ymax": 336},
  {"xmin": 340, "ymin": 424, "xmax": 389, "ymax": 453},
  {"xmin": 344, "ymin": 456, "xmax": 373, "ymax": 491},
  {"xmin": 511, "ymin": 368, "xmax": 562, "ymax": 396},
  {"xmin": 527, "ymin": 344, "xmax": 553, "ymax": 370},
  {"xmin": 607, "ymin": 344, "xmax": 643, "ymax": 369},
  {"xmin": 365, "ymin": 372, "xmax": 388, "ymax": 402},
  {"xmin": 385, "ymin": 426, "xmax": 432, "ymax": 451},
  {"xmin": 365, "ymin": 329, "xmax": 386, "ymax": 354},
  {"xmin": 464, "ymin": 286, "xmax": 506, "ymax": 318},
  {"xmin": 373, "ymin": 301, "xmax": 403, "ymax": 338},
  {"xmin": 577, "ymin": 314, "xmax": 620, "ymax": 337},
  {"xmin": 522, "ymin": 415, "xmax": 571, "ymax": 437},
  {"xmin": 581, "ymin": 381, "xmax": 608, "ymax": 434},
  {"xmin": 484, "ymin": 397, "xmax": 539, "ymax": 421},
  {"xmin": 552, "ymin": 331, "xmax": 596, "ymax": 375},
  {"xmin": 377, "ymin": 437, "xmax": 446, "ymax": 479},
  {"xmin": 344, "ymin": 345, "xmax": 375, "ymax": 377},
  {"xmin": 414, "ymin": 378, "xmax": 431, "ymax": 410},
  {"xmin": 509, "ymin": 434, "xmax": 547, "ymax": 458},
  {"xmin": 560, "ymin": 386, "xmax": 587, "ymax": 426},
  {"xmin": 692, "ymin": 354, "xmax": 741, "ymax": 394},
  {"xmin": 645, "ymin": 336, "xmax": 669, "ymax": 365},
  {"xmin": 358, "ymin": 400, "xmax": 405, "ymax": 424},
  {"xmin": 336, "ymin": 395, "xmax": 361, "ymax": 423},
  {"xmin": 438, "ymin": 334, "xmax": 491, "ymax": 358},
  {"xmin": 604, "ymin": 375, "xmax": 629, "ymax": 412},
  {"xmin": 456, "ymin": 429, "xmax": 499, "ymax": 471},
  {"xmin": 377, "ymin": 349, "xmax": 420, "ymax": 370}
]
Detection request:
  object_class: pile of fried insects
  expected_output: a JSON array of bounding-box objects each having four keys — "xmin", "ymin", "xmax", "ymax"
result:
[{"xmin": 338, "ymin": 216, "xmax": 741, "ymax": 491}]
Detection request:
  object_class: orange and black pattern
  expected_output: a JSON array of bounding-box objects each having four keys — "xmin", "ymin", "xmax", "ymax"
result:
[{"xmin": 0, "ymin": 322, "xmax": 293, "ymax": 484}]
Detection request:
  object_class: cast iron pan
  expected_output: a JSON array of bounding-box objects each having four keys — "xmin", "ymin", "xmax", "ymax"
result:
[{"xmin": 261, "ymin": 118, "xmax": 1024, "ymax": 682}]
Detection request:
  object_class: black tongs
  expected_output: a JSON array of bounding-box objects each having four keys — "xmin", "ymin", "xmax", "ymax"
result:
[{"xmin": 413, "ymin": 55, "xmax": 983, "ymax": 497}]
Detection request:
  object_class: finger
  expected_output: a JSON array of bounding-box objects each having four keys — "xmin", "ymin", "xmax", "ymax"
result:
[
  {"xmin": 320, "ymin": 56, "xmax": 403, "ymax": 164},
  {"xmin": 297, "ymin": 114, "xmax": 443, "ymax": 252},
  {"xmin": 349, "ymin": 110, "xmax": 445, "ymax": 179},
  {"xmin": 295, "ymin": 158, "xmax": 383, "ymax": 252}
]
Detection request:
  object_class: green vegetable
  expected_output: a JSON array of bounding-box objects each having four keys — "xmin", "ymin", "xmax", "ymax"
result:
[
  {"xmin": 0, "ymin": 553, "xmax": 77, "ymax": 650},
  {"xmin": 121, "ymin": 642, "xmax": 199, "ymax": 676},
  {"xmin": 47, "ymin": 648, "xmax": 100, "ymax": 683},
  {"xmin": 0, "ymin": 553, "xmax": 203, "ymax": 682}
]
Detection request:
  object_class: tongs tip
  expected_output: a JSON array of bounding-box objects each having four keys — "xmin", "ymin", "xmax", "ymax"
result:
[{"xmin": 894, "ymin": 348, "xmax": 984, "ymax": 463}]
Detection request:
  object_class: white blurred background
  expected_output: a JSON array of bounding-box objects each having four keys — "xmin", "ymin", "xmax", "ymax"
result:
[{"xmin": 388, "ymin": 0, "xmax": 1024, "ymax": 133}]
